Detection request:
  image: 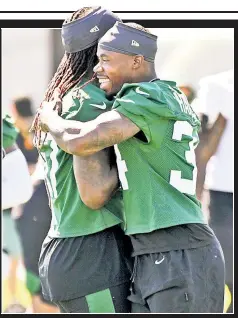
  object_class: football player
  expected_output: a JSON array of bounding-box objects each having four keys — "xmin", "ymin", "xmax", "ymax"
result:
[
  {"xmin": 31, "ymin": 7, "xmax": 131, "ymax": 313},
  {"xmin": 37, "ymin": 22, "xmax": 225, "ymax": 313},
  {"xmin": 2, "ymin": 114, "xmax": 32, "ymax": 210}
]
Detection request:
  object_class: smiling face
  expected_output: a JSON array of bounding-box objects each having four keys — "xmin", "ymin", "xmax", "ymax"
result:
[{"xmin": 94, "ymin": 47, "xmax": 138, "ymax": 97}]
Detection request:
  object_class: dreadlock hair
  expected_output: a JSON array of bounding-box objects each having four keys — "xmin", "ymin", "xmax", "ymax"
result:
[{"xmin": 32, "ymin": 7, "xmax": 99, "ymax": 149}]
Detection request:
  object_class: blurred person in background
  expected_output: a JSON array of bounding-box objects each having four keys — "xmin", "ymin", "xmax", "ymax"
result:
[
  {"xmin": 2, "ymin": 114, "xmax": 33, "ymax": 211},
  {"xmin": 30, "ymin": 7, "xmax": 131, "ymax": 313},
  {"xmin": 179, "ymin": 85, "xmax": 196, "ymax": 104},
  {"xmin": 2, "ymin": 114, "xmax": 33, "ymax": 313},
  {"xmin": 193, "ymin": 69, "xmax": 234, "ymax": 313},
  {"xmin": 9, "ymin": 97, "xmax": 58, "ymax": 313},
  {"xmin": 10, "ymin": 96, "xmax": 38, "ymax": 174}
]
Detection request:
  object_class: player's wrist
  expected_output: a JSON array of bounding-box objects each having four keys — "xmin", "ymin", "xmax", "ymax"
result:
[
  {"xmin": 47, "ymin": 115, "xmax": 67, "ymax": 139},
  {"xmin": 38, "ymin": 104, "xmax": 60, "ymax": 132}
]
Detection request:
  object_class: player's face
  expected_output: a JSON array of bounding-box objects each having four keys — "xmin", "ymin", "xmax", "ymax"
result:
[{"xmin": 94, "ymin": 48, "xmax": 135, "ymax": 97}]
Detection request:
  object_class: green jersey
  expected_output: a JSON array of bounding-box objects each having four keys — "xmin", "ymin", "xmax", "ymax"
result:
[
  {"xmin": 41, "ymin": 82, "xmax": 123, "ymax": 238},
  {"xmin": 2, "ymin": 114, "xmax": 19, "ymax": 149},
  {"xmin": 112, "ymin": 80, "xmax": 205, "ymax": 235}
]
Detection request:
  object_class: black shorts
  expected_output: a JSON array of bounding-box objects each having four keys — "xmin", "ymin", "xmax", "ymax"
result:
[
  {"xmin": 15, "ymin": 181, "xmax": 52, "ymax": 297},
  {"xmin": 128, "ymin": 236, "xmax": 225, "ymax": 313},
  {"xmin": 55, "ymin": 282, "xmax": 131, "ymax": 313},
  {"xmin": 39, "ymin": 226, "xmax": 132, "ymax": 302}
]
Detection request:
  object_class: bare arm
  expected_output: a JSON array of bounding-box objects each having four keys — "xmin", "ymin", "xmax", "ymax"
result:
[
  {"xmin": 39, "ymin": 109, "xmax": 140, "ymax": 156},
  {"xmin": 73, "ymin": 147, "xmax": 119, "ymax": 210},
  {"xmin": 195, "ymin": 113, "xmax": 227, "ymax": 200}
]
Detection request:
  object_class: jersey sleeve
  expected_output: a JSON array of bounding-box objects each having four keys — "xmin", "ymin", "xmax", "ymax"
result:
[
  {"xmin": 61, "ymin": 84, "xmax": 113, "ymax": 122},
  {"xmin": 112, "ymin": 83, "xmax": 178, "ymax": 142},
  {"xmin": 2, "ymin": 115, "xmax": 19, "ymax": 149}
]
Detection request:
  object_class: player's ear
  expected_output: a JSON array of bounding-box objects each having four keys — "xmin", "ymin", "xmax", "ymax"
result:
[{"xmin": 132, "ymin": 55, "xmax": 144, "ymax": 70}]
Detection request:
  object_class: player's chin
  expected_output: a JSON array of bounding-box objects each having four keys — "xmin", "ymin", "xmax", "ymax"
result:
[
  {"xmin": 99, "ymin": 80, "xmax": 111, "ymax": 91},
  {"xmin": 100, "ymin": 82, "xmax": 114, "ymax": 97}
]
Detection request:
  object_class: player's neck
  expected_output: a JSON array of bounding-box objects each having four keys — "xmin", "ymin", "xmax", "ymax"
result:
[
  {"xmin": 136, "ymin": 71, "xmax": 157, "ymax": 83},
  {"xmin": 138, "ymin": 62, "xmax": 157, "ymax": 82}
]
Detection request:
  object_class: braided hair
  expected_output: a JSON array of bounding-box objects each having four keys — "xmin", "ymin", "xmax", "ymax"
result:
[{"xmin": 32, "ymin": 7, "xmax": 99, "ymax": 148}]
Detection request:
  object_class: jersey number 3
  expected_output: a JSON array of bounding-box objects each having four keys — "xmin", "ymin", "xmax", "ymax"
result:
[
  {"xmin": 170, "ymin": 121, "xmax": 198, "ymax": 195},
  {"xmin": 115, "ymin": 121, "xmax": 198, "ymax": 195}
]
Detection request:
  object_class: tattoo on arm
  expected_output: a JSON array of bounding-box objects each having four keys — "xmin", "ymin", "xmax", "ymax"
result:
[
  {"xmin": 48, "ymin": 110, "xmax": 140, "ymax": 156},
  {"xmin": 74, "ymin": 110, "xmax": 140, "ymax": 155},
  {"xmin": 73, "ymin": 147, "xmax": 119, "ymax": 208}
]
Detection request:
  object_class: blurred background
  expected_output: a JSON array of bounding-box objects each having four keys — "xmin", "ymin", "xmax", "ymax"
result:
[
  {"xmin": 2, "ymin": 28, "xmax": 234, "ymax": 113},
  {"xmin": 2, "ymin": 27, "xmax": 234, "ymax": 313}
]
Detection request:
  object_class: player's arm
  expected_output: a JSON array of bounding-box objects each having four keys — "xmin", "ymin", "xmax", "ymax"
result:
[
  {"xmin": 195, "ymin": 113, "xmax": 227, "ymax": 200},
  {"xmin": 2, "ymin": 144, "xmax": 33, "ymax": 210},
  {"xmin": 73, "ymin": 147, "xmax": 119, "ymax": 210},
  {"xmin": 39, "ymin": 107, "xmax": 140, "ymax": 156}
]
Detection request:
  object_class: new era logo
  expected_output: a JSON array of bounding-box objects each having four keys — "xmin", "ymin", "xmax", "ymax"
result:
[
  {"xmin": 90, "ymin": 26, "xmax": 99, "ymax": 33},
  {"xmin": 131, "ymin": 40, "xmax": 139, "ymax": 47}
]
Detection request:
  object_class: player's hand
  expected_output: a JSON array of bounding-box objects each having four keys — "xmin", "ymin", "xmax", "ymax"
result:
[
  {"xmin": 37, "ymin": 104, "xmax": 59, "ymax": 132},
  {"xmin": 38, "ymin": 88, "xmax": 63, "ymax": 132},
  {"xmin": 50, "ymin": 88, "xmax": 63, "ymax": 114},
  {"xmin": 30, "ymin": 88, "xmax": 63, "ymax": 134}
]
